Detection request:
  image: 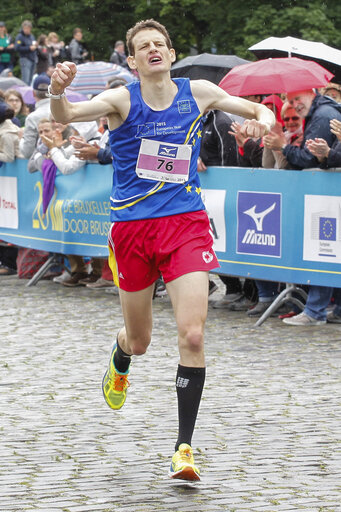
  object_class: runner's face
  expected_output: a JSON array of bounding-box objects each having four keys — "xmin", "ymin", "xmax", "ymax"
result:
[{"xmin": 128, "ymin": 29, "xmax": 175, "ymax": 76}]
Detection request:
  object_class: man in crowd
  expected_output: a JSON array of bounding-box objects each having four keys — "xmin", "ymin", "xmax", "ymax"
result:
[
  {"xmin": 49, "ymin": 18, "xmax": 274, "ymax": 481},
  {"xmin": 14, "ymin": 20, "xmax": 37, "ymax": 85},
  {"xmin": 19, "ymin": 74, "xmax": 51, "ymax": 159},
  {"xmin": 109, "ymin": 40, "xmax": 129, "ymax": 69},
  {"xmin": 268, "ymin": 88, "xmax": 341, "ymax": 326},
  {"xmin": 69, "ymin": 28, "xmax": 88, "ymax": 65}
]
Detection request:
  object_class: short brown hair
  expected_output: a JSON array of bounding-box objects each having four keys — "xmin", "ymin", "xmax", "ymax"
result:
[{"xmin": 126, "ymin": 19, "xmax": 172, "ymax": 56}]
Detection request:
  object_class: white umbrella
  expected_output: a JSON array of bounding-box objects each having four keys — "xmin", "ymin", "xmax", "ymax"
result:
[{"xmin": 249, "ymin": 36, "xmax": 341, "ymax": 82}]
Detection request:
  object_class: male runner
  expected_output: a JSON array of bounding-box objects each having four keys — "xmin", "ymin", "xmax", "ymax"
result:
[{"xmin": 49, "ymin": 19, "xmax": 275, "ymax": 481}]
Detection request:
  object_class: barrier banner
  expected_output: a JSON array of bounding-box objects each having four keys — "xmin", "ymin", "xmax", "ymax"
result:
[
  {"xmin": 200, "ymin": 166, "xmax": 341, "ymax": 287},
  {"xmin": 0, "ymin": 159, "xmax": 112, "ymax": 257},
  {"xmin": 1, "ymin": 161, "xmax": 341, "ymax": 287}
]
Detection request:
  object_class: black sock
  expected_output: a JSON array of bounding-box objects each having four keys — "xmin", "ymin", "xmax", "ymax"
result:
[
  {"xmin": 175, "ymin": 365, "xmax": 206, "ymax": 452},
  {"xmin": 113, "ymin": 338, "xmax": 131, "ymax": 374}
]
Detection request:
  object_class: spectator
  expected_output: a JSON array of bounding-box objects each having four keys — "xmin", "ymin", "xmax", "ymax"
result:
[
  {"xmin": 0, "ymin": 102, "xmax": 23, "ymax": 163},
  {"xmin": 323, "ymin": 83, "xmax": 341, "ymax": 104},
  {"xmin": 279, "ymin": 89, "xmax": 341, "ymax": 169},
  {"xmin": 4, "ymin": 89, "xmax": 29, "ymax": 127},
  {"xmin": 28, "ymin": 117, "xmax": 104, "ymax": 287},
  {"xmin": 306, "ymin": 118, "xmax": 341, "ymax": 169},
  {"xmin": 0, "ymin": 242, "xmax": 17, "ymax": 275},
  {"xmin": 14, "ymin": 20, "xmax": 38, "ymax": 85},
  {"xmin": 0, "ymin": 21, "xmax": 14, "ymax": 73},
  {"xmin": 36, "ymin": 34, "xmax": 53, "ymax": 75},
  {"xmin": 279, "ymin": 90, "xmax": 341, "ymax": 326},
  {"xmin": 109, "ymin": 40, "xmax": 128, "ymax": 69},
  {"xmin": 47, "ymin": 32, "xmax": 65, "ymax": 66},
  {"xmin": 262, "ymin": 101, "xmax": 303, "ymax": 169},
  {"xmin": 19, "ymin": 74, "xmax": 51, "ymax": 159},
  {"xmin": 68, "ymin": 28, "xmax": 88, "ymax": 65},
  {"xmin": 197, "ymin": 109, "xmax": 256, "ymax": 307},
  {"xmin": 261, "ymin": 94, "xmax": 284, "ymax": 127}
]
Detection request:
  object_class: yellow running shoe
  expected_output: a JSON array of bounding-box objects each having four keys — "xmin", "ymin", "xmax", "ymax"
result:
[
  {"xmin": 102, "ymin": 343, "xmax": 130, "ymax": 410},
  {"xmin": 169, "ymin": 443, "xmax": 200, "ymax": 481}
]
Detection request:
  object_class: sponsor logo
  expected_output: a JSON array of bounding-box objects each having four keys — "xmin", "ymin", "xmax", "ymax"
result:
[
  {"xmin": 202, "ymin": 251, "xmax": 214, "ymax": 263},
  {"xmin": 319, "ymin": 217, "xmax": 336, "ymax": 241},
  {"xmin": 119, "ymin": 272, "xmax": 124, "ymax": 279},
  {"xmin": 158, "ymin": 144, "xmax": 178, "ymax": 158},
  {"xmin": 177, "ymin": 100, "xmax": 191, "ymax": 114},
  {"xmin": 176, "ymin": 377, "xmax": 189, "ymax": 388},
  {"xmin": 237, "ymin": 191, "xmax": 281, "ymax": 257},
  {"xmin": 136, "ymin": 122, "xmax": 156, "ymax": 138},
  {"xmin": 32, "ymin": 181, "xmax": 64, "ymax": 231}
]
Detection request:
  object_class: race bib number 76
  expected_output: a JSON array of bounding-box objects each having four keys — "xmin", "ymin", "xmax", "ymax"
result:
[{"xmin": 136, "ymin": 139, "xmax": 192, "ymax": 183}]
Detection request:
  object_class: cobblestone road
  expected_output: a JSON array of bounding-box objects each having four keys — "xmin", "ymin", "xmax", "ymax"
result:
[{"xmin": 1, "ymin": 274, "xmax": 340, "ymax": 512}]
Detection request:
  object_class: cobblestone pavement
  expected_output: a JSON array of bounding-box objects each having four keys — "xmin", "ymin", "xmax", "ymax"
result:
[{"xmin": 1, "ymin": 274, "xmax": 341, "ymax": 512}]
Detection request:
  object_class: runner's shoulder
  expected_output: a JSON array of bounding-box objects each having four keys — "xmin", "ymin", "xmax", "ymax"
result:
[{"xmin": 190, "ymin": 79, "xmax": 225, "ymax": 110}]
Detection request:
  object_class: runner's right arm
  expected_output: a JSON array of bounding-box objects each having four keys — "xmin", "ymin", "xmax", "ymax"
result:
[{"xmin": 49, "ymin": 62, "xmax": 127, "ymax": 125}]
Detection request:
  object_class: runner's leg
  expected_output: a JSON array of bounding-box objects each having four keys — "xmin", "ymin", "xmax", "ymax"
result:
[
  {"xmin": 166, "ymin": 271, "xmax": 208, "ymax": 451},
  {"xmin": 118, "ymin": 283, "xmax": 155, "ymax": 357}
]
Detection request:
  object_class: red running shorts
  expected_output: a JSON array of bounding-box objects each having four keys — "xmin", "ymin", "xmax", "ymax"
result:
[{"xmin": 107, "ymin": 210, "xmax": 219, "ymax": 292}]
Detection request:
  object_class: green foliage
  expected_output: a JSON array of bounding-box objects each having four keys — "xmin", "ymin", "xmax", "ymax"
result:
[{"xmin": 0, "ymin": 0, "xmax": 340, "ymax": 64}]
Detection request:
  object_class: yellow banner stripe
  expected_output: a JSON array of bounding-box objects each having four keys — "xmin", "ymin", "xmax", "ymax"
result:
[{"xmin": 218, "ymin": 258, "xmax": 341, "ymax": 276}]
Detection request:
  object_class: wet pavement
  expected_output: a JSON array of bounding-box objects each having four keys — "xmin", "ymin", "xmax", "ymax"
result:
[{"xmin": 1, "ymin": 274, "xmax": 340, "ymax": 512}]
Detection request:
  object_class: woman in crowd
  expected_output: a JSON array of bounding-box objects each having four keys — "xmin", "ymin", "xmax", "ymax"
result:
[
  {"xmin": 47, "ymin": 32, "xmax": 65, "ymax": 66},
  {"xmin": 36, "ymin": 34, "xmax": 53, "ymax": 75},
  {"xmin": 0, "ymin": 21, "xmax": 14, "ymax": 73},
  {"xmin": 262, "ymin": 101, "xmax": 303, "ymax": 169},
  {"xmin": 0, "ymin": 101, "xmax": 22, "ymax": 163},
  {"xmin": 4, "ymin": 89, "xmax": 29, "ymax": 127}
]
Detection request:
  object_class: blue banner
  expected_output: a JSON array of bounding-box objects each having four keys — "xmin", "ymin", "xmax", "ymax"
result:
[
  {"xmin": 199, "ymin": 166, "xmax": 341, "ymax": 287},
  {"xmin": 0, "ymin": 159, "xmax": 112, "ymax": 257},
  {"xmin": 1, "ymin": 160, "xmax": 341, "ymax": 286}
]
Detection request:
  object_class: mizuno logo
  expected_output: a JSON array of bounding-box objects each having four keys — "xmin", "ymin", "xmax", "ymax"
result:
[
  {"xmin": 158, "ymin": 145, "xmax": 178, "ymax": 158},
  {"xmin": 243, "ymin": 202, "xmax": 276, "ymax": 231}
]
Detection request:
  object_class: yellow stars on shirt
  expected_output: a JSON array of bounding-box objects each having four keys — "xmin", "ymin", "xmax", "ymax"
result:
[
  {"xmin": 191, "ymin": 129, "xmax": 203, "ymax": 147},
  {"xmin": 185, "ymin": 183, "xmax": 201, "ymax": 195}
]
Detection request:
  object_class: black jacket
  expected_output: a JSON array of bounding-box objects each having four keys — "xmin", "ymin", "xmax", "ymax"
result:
[
  {"xmin": 200, "ymin": 110, "xmax": 237, "ymax": 166},
  {"xmin": 283, "ymin": 94, "xmax": 341, "ymax": 169},
  {"xmin": 14, "ymin": 30, "xmax": 37, "ymax": 62}
]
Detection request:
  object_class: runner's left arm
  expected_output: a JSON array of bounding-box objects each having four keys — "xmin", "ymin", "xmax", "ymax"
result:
[{"xmin": 191, "ymin": 80, "xmax": 275, "ymax": 138}]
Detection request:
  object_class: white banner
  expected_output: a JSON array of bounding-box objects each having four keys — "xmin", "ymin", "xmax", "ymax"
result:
[
  {"xmin": 303, "ymin": 194, "xmax": 341, "ymax": 263},
  {"xmin": 202, "ymin": 188, "xmax": 226, "ymax": 252},
  {"xmin": 0, "ymin": 176, "xmax": 18, "ymax": 229}
]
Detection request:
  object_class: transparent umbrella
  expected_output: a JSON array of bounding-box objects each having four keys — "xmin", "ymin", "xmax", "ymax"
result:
[
  {"xmin": 249, "ymin": 36, "xmax": 341, "ymax": 82},
  {"xmin": 67, "ymin": 61, "xmax": 136, "ymax": 95}
]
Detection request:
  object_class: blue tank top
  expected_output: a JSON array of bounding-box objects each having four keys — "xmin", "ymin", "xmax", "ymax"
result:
[{"xmin": 108, "ymin": 78, "xmax": 205, "ymax": 222}]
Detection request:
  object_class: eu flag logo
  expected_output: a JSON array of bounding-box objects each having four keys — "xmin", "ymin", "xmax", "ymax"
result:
[{"xmin": 319, "ymin": 217, "xmax": 336, "ymax": 241}]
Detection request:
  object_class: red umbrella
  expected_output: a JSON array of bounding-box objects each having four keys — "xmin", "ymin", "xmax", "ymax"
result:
[{"xmin": 218, "ymin": 57, "xmax": 334, "ymax": 96}]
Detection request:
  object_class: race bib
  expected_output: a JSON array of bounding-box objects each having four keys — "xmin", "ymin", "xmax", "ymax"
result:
[{"xmin": 136, "ymin": 139, "xmax": 192, "ymax": 183}]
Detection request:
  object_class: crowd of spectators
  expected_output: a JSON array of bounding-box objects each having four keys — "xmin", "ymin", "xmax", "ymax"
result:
[{"xmin": 1, "ymin": 19, "xmax": 341, "ymax": 323}]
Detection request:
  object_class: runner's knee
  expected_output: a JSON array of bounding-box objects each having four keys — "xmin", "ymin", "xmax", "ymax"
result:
[{"xmin": 179, "ymin": 328, "xmax": 204, "ymax": 353}]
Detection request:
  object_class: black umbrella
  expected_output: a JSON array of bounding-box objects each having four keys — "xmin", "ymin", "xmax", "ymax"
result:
[
  {"xmin": 171, "ymin": 53, "xmax": 250, "ymax": 84},
  {"xmin": 0, "ymin": 76, "xmax": 27, "ymax": 90}
]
